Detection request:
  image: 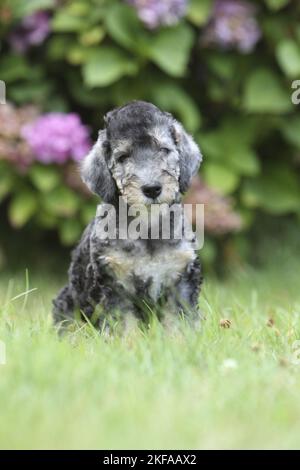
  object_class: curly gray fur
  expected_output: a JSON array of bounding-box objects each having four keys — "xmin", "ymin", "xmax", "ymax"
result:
[{"xmin": 53, "ymin": 101, "xmax": 203, "ymax": 330}]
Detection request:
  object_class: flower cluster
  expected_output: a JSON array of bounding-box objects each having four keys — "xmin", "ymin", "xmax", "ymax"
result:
[
  {"xmin": 8, "ymin": 11, "xmax": 50, "ymax": 53},
  {"xmin": 22, "ymin": 113, "xmax": 91, "ymax": 164},
  {"xmin": 126, "ymin": 0, "xmax": 187, "ymax": 29},
  {"xmin": 0, "ymin": 103, "xmax": 39, "ymax": 168},
  {"xmin": 202, "ymin": 0, "xmax": 261, "ymax": 53}
]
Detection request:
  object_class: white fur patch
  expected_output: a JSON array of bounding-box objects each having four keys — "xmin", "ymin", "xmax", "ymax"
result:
[{"xmin": 100, "ymin": 239, "xmax": 195, "ymax": 301}]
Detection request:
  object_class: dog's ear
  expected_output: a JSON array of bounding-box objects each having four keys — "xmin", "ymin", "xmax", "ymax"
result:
[
  {"xmin": 81, "ymin": 130, "xmax": 117, "ymax": 202},
  {"xmin": 172, "ymin": 121, "xmax": 202, "ymax": 193}
]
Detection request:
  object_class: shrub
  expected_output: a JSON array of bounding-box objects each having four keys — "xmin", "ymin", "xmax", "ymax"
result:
[{"xmin": 0, "ymin": 0, "xmax": 299, "ymax": 264}]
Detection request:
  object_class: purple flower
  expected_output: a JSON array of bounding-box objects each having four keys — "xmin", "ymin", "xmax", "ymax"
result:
[
  {"xmin": 126, "ymin": 0, "xmax": 187, "ymax": 29},
  {"xmin": 21, "ymin": 113, "xmax": 91, "ymax": 164},
  {"xmin": 202, "ymin": 0, "xmax": 261, "ymax": 53},
  {"xmin": 9, "ymin": 11, "xmax": 51, "ymax": 53}
]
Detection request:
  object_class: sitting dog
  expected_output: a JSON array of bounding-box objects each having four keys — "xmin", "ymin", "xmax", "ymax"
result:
[{"xmin": 53, "ymin": 101, "xmax": 203, "ymax": 331}]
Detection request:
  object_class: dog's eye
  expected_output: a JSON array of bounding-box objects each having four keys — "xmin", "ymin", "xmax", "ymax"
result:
[
  {"xmin": 160, "ymin": 147, "xmax": 171, "ymax": 155},
  {"xmin": 117, "ymin": 153, "xmax": 130, "ymax": 164}
]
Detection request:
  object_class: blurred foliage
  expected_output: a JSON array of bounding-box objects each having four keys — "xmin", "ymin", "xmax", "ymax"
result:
[{"xmin": 0, "ymin": 0, "xmax": 300, "ymax": 266}]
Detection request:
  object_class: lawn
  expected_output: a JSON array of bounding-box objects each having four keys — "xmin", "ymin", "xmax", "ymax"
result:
[{"xmin": 0, "ymin": 240, "xmax": 300, "ymax": 450}]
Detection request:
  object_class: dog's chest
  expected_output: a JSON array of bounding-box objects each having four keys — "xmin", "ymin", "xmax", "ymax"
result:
[{"xmin": 99, "ymin": 240, "xmax": 195, "ymax": 301}]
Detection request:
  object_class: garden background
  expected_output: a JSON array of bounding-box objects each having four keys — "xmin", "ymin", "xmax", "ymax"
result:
[
  {"xmin": 1, "ymin": 0, "xmax": 300, "ymax": 451},
  {"xmin": 1, "ymin": 0, "xmax": 300, "ymax": 270}
]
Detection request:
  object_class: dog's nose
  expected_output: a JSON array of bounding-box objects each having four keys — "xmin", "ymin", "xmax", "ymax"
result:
[{"xmin": 142, "ymin": 183, "xmax": 162, "ymax": 199}]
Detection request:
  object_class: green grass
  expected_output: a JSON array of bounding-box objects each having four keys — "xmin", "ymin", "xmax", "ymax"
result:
[{"xmin": 1, "ymin": 245, "xmax": 300, "ymax": 450}]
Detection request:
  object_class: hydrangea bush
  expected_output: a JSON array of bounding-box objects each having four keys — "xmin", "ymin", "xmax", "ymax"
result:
[
  {"xmin": 0, "ymin": 0, "xmax": 299, "ymax": 265},
  {"xmin": 22, "ymin": 112, "xmax": 91, "ymax": 164}
]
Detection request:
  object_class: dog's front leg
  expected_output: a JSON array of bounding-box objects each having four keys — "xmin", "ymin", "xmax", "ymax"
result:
[
  {"xmin": 97, "ymin": 309, "xmax": 139, "ymax": 337},
  {"xmin": 53, "ymin": 284, "xmax": 75, "ymax": 326},
  {"xmin": 162, "ymin": 258, "xmax": 203, "ymax": 331},
  {"xmin": 53, "ymin": 221, "xmax": 95, "ymax": 328},
  {"xmin": 162, "ymin": 295, "xmax": 201, "ymax": 333}
]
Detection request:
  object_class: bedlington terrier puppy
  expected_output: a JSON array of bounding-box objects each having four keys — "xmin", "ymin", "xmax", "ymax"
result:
[{"xmin": 53, "ymin": 101, "xmax": 203, "ymax": 331}]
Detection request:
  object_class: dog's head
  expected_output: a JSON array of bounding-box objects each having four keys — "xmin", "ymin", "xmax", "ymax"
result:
[{"xmin": 81, "ymin": 101, "xmax": 202, "ymax": 205}]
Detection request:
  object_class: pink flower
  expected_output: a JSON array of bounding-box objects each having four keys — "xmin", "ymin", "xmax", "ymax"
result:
[
  {"xmin": 22, "ymin": 113, "xmax": 92, "ymax": 164},
  {"xmin": 127, "ymin": 0, "xmax": 187, "ymax": 29},
  {"xmin": 202, "ymin": 0, "xmax": 261, "ymax": 53}
]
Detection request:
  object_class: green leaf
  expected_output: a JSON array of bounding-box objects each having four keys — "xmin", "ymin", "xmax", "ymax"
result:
[
  {"xmin": 67, "ymin": 45, "xmax": 89, "ymax": 65},
  {"xmin": 199, "ymin": 120, "xmax": 260, "ymax": 177},
  {"xmin": 243, "ymin": 68, "xmax": 292, "ymax": 114},
  {"xmin": 203, "ymin": 163, "xmax": 239, "ymax": 194},
  {"xmin": 242, "ymin": 166, "xmax": 300, "ymax": 214},
  {"xmin": 43, "ymin": 187, "xmax": 79, "ymax": 217},
  {"xmin": 276, "ymin": 39, "xmax": 300, "ymax": 77},
  {"xmin": 148, "ymin": 23, "xmax": 194, "ymax": 77},
  {"xmin": 79, "ymin": 27, "xmax": 105, "ymax": 46},
  {"xmin": 105, "ymin": 2, "xmax": 148, "ymax": 54},
  {"xmin": 187, "ymin": 0, "xmax": 213, "ymax": 26},
  {"xmin": 47, "ymin": 36, "xmax": 74, "ymax": 61},
  {"xmin": 197, "ymin": 132, "xmax": 221, "ymax": 160},
  {"xmin": 207, "ymin": 54, "xmax": 236, "ymax": 80},
  {"xmin": 0, "ymin": 55, "xmax": 31, "ymax": 83},
  {"xmin": 9, "ymin": 192, "xmax": 38, "ymax": 228},
  {"xmin": 281, "ymin": 116, "xmax": 300, "ymax": 148},
  {"xmin": 81, "ymin": 202, "xmax": 97, "ymax": 225},
  {"xmin": 0, "ymin": 178, "xmax": 12, "ymax": 202},
  {"xmin": 29, "ymin": 165, "xmax": 61, "ymax": 192},
  {"xmin": 264, "ymin": 0, "xmax": 290, "ymax": 10},
  {"xmin": 9, "ymin": 81, "xmax": 52, "ymax": 104},
  {"xmin": 105, "ymin": 7, "xmax": 194, "ymax": 77},
  {"xmin": 52, "ymin": 6, "xmax": 87, "ymax": 32},
  {"xmin": 151, "ymin": 82, "xmax": 201, "ymax": 132},
  {"xmin": 228, "ymin": 147, "xmax": 260, "ymax": 176},
  {"xmin": 59, "ymin": 219, "xmax": 82, "ymax": 245},
  {"xmin": 83, "ymin": 47, "xmax": 138, "ymax": 87},
  {"xmin": 64, "ymin": 1, "xmax": 91, "ymax": 16},
  {"xmin": 12, "ymin": 0, "xmax": 55, "ymax": 18},
  {"xmin": 36, "ymin": 212, "xmax": 58, "ymax": 229}
]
